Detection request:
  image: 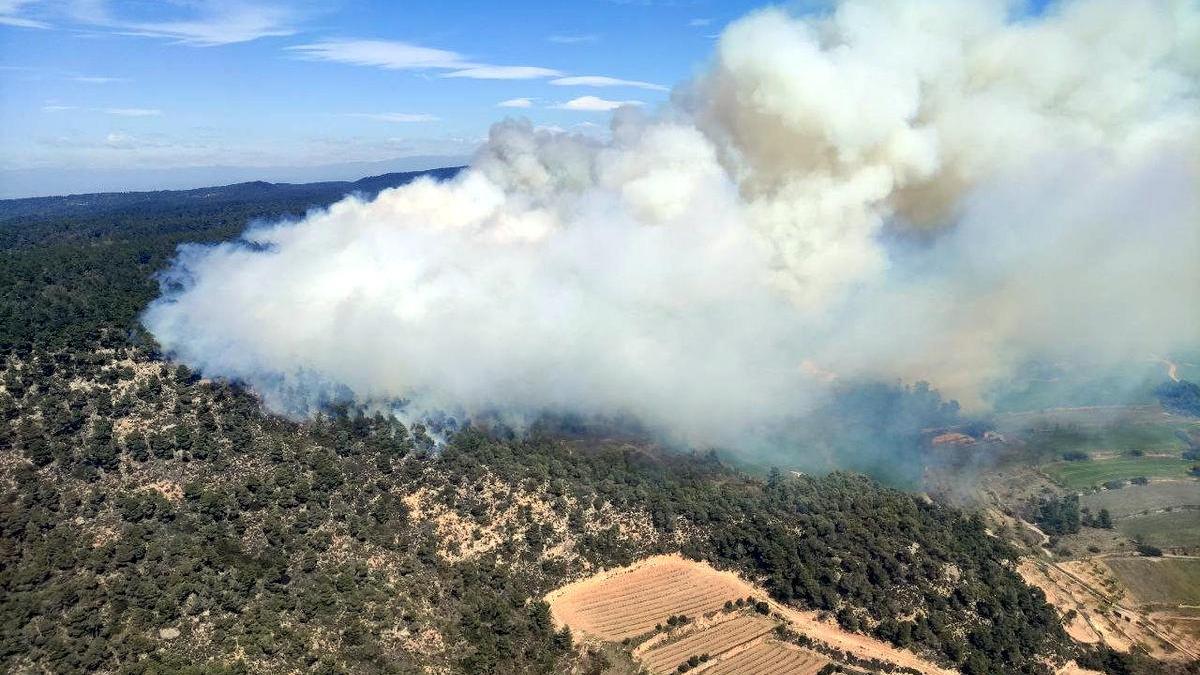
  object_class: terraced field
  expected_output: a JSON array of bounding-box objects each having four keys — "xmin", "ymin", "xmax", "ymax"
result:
[
  {"xmin": 547, "ymin": 555, "xmax": 754, "ymax": 640},
  {"xmin": 703, "ymin": 640, "xmax": 828, "ymax": 675},
  {"xmin": 638, "ymin": 615, "xmax": 776, "ymax": 674},
  {"xmin": 548, "ymin": 555, "xmax": 950, "ymax": 674}
]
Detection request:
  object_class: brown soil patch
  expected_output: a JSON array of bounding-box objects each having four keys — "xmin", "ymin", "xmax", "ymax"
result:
[
  {"xmin": 546, "ymin": 554, "xmax": 751, "ymax": 641},
  {"xmin": 1019, "ymin": 558, "xmax": 1199, "ymax": 661},
  {"xmin": 143, "ymin": 480, "xmax": 184, "ymax": 502},
  {"xmin": 1054, "ymin": 661, "xmax": 1103, "ymax": 675}
]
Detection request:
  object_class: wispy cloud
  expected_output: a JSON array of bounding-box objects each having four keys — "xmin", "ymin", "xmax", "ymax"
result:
[
  {"xmin": 553, "ymin": 95, "xmax": 642, "ymax": 112},
  {"xmin": 0, "ymin": 14, "xmax": 48, "ymax": 28},
  {"xmin": 550, "ymin": 75, "xmax": 667, "ymax": 91},
  {"xmin": 42, "ymin": 105, "xmax": 161, "ymax": 116},
  {"xmin": 0, "ymin": 0, "xmax": 49, "ymax": 28},
  {"xmin": 289, "ymin": 40, "xmax": 464, "ymax": 70},
  {"xmin": 102, "ymin": 107, "xmax": 161, "ymax": 117},
  {"xmin": 289, "ymin": 39, "xmax": 560, "ymax": 80},
  {"xmin": 497, "ymin": 98, "xmax": 534, "ymax": 108},
  {"xmin": 70, "ymin": 0, "xmax": 300, "ymax": 46},
  {"xmin": 688, "ymin": 18, "xmax": 712, "ymax": 27},
  {"xmin": 548, "ymin": 34, "xmax": 598, "ymax": 44},
  {"xmin": 443, "ymin": 65, "xmax": 560, "ymax": 80},
  {"xmin": 71, "ymin": 75, "xmax": 128, "ymax": 84},
  {"xmin": 347, "ymin": 112, "xmax": 438, "ymax": 123}
]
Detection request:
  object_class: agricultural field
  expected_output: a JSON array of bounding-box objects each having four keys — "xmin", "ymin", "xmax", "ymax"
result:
[
  {"xmin": 545, "ymin": 555, "xmax": 753, "ymax": 640},
  {"xmin": 1080, "ymin": 480, "xmax": 1200, "ymax": 519},
  {"xmin": 636, "ymin": 615, "xmax": 777, "ymax": 674},
  {"xmin": 1104, "ymin": 557, "xmax": 1200, "ymax": 605},
  {"xmin": 1117, "ymin": 511, "xmax": 1200, "ymax": 550},
  {"xmin": 1041, "ymin": 456, "xmax": 1196, "ymax": 489},
  {"xmin": 702, "ymin": 641, "xmax": 828, "ymax": 675},
  {"xmin": 547, "ymin": 555, "xmax": 953, "ymax": 675}
]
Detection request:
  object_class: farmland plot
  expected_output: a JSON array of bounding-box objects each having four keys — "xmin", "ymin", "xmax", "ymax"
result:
[
  {"xmin": 546, "ymin": 555, "xmax": 755, "ymax": 640},
  {"xmin": 638, "ymin": 614, "xmax": 776, "ymax": 674},
  {"xmin": 1080, "ymin": 481, "xmax": 1200, "ymax": 519},
  {"xmin": 703, "ymin": 640, "xmax": 828, "ymax": 675},
  {"xmin": 1104, "ymin": 557, "xmax": 1200, "ymax": 605},
  {"xmin": 548, "ymin": 554, "xmax": 956, "ymax": 674}
]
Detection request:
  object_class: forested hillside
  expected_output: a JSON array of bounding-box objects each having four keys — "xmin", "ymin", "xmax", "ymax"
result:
[{"xmin": 0, "ymin": 176, "xmax": 1141, "ymax": 674}]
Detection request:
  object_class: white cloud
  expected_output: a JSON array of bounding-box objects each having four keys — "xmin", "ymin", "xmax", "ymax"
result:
[
  {"xmin": 0, "ymin": 0, "xmax": 48, "ymax": 28},
  {"xmin": 0, "ymin": 14, "xmax": 47, "ymax": 28},
  {"xmin": 550, "ymin": 75, "xmax": 667, "ymax": 91},
  {"xmin": 289, "ymin": 40, "xmax": 465, "ymax": 70},
  {"xmin": 553, "ymin": 95, "xmax": 643, "ymax": 111},
  {"xmin": 443, "ymin": 65, "xmax": 562, "ymax": 80},
  {"xmin": 71, "ymin": 75, "xmax": 128, "ymax": 84},
  {"xmin": 348, "ymin": 112, "xmax": 438, "ymax": 123},
  {"xmin": 104, "ymin": 132, "xmax": 141, "ymax": 148},
  {"xmin": 290, "ymin": 39, "xmax": 560, "ymax": 80},
  {"xmin": 102, "ymin": 107, "xmax": 161, "ymax": 117},
  {"xmin": 689, "ymin": 18, "xmax": 712, "ymax": 27},
  {"xmin": 72, "ymin": 1, "xmax": 300, "ymax": 46},
  {"xmin": 42, "ymin": 105, "xmax": 161, "ymax": 116},
  {"xmin": 497, "ymin": 98, "xmax": 534, "ymax": 108},
  {"xmin": 548, "ymin": 34, "xmax": 598, "ymax": 44}
]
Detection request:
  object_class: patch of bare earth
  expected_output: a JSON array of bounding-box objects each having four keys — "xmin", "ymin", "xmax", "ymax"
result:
[
  {"xmin": 546, "ymin": 554, "xmax": 956, "ymax": 675},
  {"xmin": 1019, "ymin": 558, "xmax": 1198, "ymax": 662}
]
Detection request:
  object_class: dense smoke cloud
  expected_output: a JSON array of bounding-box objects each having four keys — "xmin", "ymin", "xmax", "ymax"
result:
[{"xmin": 145, "ymin": 0, "xmax": 1199, "ymax": 447}]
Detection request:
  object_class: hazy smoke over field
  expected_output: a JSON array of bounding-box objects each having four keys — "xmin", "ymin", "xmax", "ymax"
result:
[{"xmin": 145, "ymin": 0, "xmax": 1199, "ymax": 447}]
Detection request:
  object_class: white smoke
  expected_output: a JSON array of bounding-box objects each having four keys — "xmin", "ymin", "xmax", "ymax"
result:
[{"xmin": 145, "ymin": 0, "xmax": 1199, "ymax": 446}]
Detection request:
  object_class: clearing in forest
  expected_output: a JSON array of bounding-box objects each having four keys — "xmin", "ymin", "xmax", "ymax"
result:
[{"xmin": 545, "ymin": 554, "xmax": 753, "ymax": 640}]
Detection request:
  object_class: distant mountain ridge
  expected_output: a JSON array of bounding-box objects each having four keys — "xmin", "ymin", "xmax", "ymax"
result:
[{"xmin": 0, "ymin": 166, "xmax": 466, "ymax": 223}]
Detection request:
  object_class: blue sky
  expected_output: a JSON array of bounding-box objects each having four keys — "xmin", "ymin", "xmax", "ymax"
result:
[{"xmin": 0, "ymin": 0, "xmax": 773, "ymax": 194}]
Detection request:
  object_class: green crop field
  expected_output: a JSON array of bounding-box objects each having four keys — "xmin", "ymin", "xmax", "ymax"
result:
[
  {"xmin": 1042, "ymin": 457, "xmax": 1197, "ymax": 489},
  {"xmin": 1117, "ymin": 511, "xmax": 1200, "ymax": 550},
  {"xmin": 1080, "ymin": 481, "xmax": 1200, "ymax": 519},
  {"xmin": 1104, "ymin": 557, "xmax": 1200, "ymax": 605},
  {"xmin": 1024, "ymin": 423, "xmax": 1185, "ymax": 459}
]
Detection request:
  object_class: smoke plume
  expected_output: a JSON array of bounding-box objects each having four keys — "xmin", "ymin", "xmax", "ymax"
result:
[{"xmin": 145, "ymin": 0, "xmax": 1199, "ymax": 449}]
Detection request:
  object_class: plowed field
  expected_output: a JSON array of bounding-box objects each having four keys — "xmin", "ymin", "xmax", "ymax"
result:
[{"xmin": 704, "ymin": 641, "xmax": 828, "ymax": 675}]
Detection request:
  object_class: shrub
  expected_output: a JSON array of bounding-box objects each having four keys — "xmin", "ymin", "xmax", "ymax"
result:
[{"xmin": 1136, "ymin": 542, "xmax": 1163, "ymax": 557}]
